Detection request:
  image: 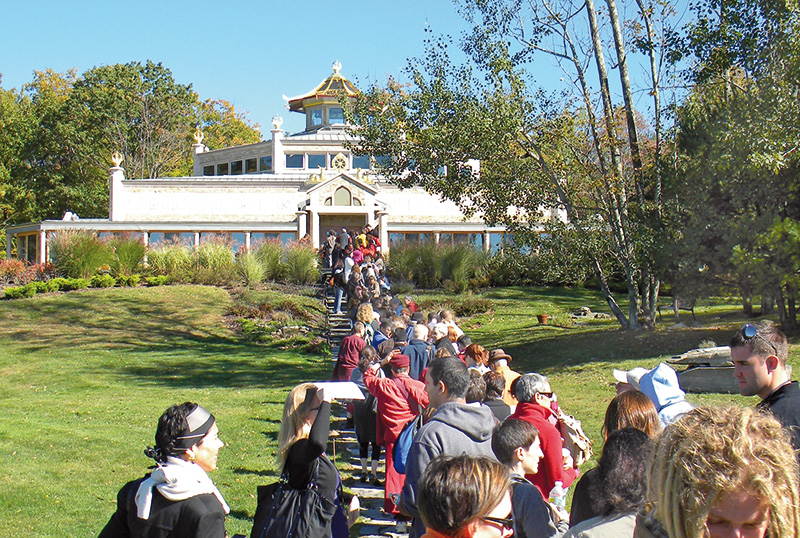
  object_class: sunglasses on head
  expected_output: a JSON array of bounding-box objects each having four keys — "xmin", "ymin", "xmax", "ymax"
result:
[
  {"xmin": 482, "ymin": 515, "xmax": 514, "ymax": 530},
  {"xmin": 741, "ymin": 324, "xmax": 778, "ymax": 356}
]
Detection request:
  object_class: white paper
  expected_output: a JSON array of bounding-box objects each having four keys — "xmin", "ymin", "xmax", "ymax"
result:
[{"xmin": 312, "ymin": 381, "xmax": 365, "ymax": 401}]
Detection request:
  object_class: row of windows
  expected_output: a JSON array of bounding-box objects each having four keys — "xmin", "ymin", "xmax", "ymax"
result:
[
  {"xmin": 387, "ymin": 232, "xmax": 534, "ymax": 254},
  {"xmin": 202, "ymin": 153, "xmax": 376, "ymax": 176},
  {"xmin": 388, "ymin": 232, "xmax": 491, "ymax": 251}
]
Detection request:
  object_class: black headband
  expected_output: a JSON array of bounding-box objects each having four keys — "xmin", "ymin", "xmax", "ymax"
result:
[{"xmin": 173, "ymin": 405, "xmax": 215, "ymax": 450}]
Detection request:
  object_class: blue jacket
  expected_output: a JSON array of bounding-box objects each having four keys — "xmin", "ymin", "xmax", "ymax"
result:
[{"xmin": 401, "ymin": 339, "xmax": 430, "ymax": 380}]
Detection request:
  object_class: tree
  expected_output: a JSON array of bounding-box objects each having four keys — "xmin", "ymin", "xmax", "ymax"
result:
[
  {"xmin": 0, "ymin": 62, "xmax": 261, "ymax": 224},
  {"xmin": 664, "ymin": 0, "xmax": 800, "ymax": 331},
  {"xmin": 68, "ymin": 60, "xmax": 198, "ymax": 180},
  {"xmin": 349, "ymin": 0, "xmax": 678, "ymax": 329}
]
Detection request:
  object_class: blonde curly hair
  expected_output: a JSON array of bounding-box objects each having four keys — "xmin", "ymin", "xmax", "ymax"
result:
[{"xmin": 646, "ymin": 406, "xmax": 800, "ymax": 538}]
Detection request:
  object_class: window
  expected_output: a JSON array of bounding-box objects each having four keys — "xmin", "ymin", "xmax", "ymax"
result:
[
  {"xmin": 260, "ymin": 156, "xmax": 272, "ymax": 172},
  {"xmin": 280, "ymin": 232, "xmax": 295, "ymax": 244},
  {"xmin": 453, "ymin": 233, "xmax": 469, "ymax": 245},
  {"xmin": 245, "ymin": 158, "xmax": 257, "ymax": 173},
  {"xmin": 250, "ymin": 232, "xmax": 280, "ymax": 247},
  {"xmin": 470, "ymin": 233, "xmax": 484, "ymax": 250},
  {"xmin": 203, "ymin": 165, "xmax": 214, "ymax": 176},
  {"xmin": 216, "ymin": 163, "xmax": 229, "ymax": 175},
  {"xmin": 389, "ymin": 233, "xmax": 406, "ymax": 247},
  {"xmin": 230, "ymin": 160, "xmax": 243, "ymax": 175},
  {"xmin": 308, "ymin": 154, "xmax": 326, "ymax": 169},
  {"xmin": 286, "ymin": 154, "xmax": 304, "ymax": 168},
  {"xmin": 353, "ymin": 155, "xmax": 370, "ymax": 169},
  {"xmin": 420, "ymin": 233, "xmax": 435, "ymax": 244},
  {"xmin": 334, "ymin": 187, "xmax": 352, "ymax": 206},
  {"xmin": 310, "ymin": 108, "xmax": 323, "ymax": 126},
  {"xmin": 489, "ymin": 233, "xmax": 503, "ymax": 254},
  {"xmin": 324, "ymin": 197, "xmax": 332, "ymax": 206},
  {"xmin": 374, "ymin": 155, "xmax": 392, "ymax": 169},
  {"xmin": 329, "ymin": 107, "xmax": 344, "ymax": 124},
  {"xmin": 20, "ymin": 234, "xmax": 38, "ymax": 263},
  {"xmin": 149, "ymin": 232, "xmax": 193, "ymax": 247},
  {"xmin": 231, "ymin": 232, "xmax": 246, "ymax": 251},
  {"xmin": 353, "ymin": 198, "xmax": 362, "ymax": 206}
]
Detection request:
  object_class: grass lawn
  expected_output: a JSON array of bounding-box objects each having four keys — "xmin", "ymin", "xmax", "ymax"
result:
[{"xmin": 0, "ymin": 284, "xmax": 794, "ymax": 536}]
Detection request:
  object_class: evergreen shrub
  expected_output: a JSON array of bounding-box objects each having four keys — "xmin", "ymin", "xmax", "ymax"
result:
[{"xmin": 90, "ymin": 274, "xmax": 116, "ymax": 288}]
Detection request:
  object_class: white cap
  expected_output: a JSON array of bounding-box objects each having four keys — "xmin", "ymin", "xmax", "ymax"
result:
[{"xmin": 612, "ymin": 367, "xmax": 649, "ymax": 390}]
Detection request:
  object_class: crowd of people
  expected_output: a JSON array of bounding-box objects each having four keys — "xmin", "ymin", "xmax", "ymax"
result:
[{"xmin": 101, "ymin": 310, "xmax": 800, "ymax": 538}]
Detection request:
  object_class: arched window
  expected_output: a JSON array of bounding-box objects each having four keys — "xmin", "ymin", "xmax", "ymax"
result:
[
  {"xmin": 334, "ymin": 187, "xmax": 352, "ymax": 206},
  {"xmin": 353, "ymin": 198, "xmax": 362, "ymax": 206},
  {"xmin": 324, "ymin": 197, "xmax": 332, "ymax": 206}
]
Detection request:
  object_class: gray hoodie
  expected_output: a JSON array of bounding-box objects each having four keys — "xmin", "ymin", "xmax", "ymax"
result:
[{"xmin": 399, "ymin": 401, "xmax": 497, "ymax": 538}]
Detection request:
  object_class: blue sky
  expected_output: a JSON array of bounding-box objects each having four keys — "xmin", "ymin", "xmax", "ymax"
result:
[
  {"xmin": 0, "ymin": 1, "xmax": 488, "ymax": 134},
  {"xmin": 1, "ymin": 1, "xmax": 686, "ymax": 135}
]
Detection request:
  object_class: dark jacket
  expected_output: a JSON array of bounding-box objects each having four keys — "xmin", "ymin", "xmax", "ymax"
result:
[
  {"xmin": 569, "ymin": 467, "xmax": 601, "ymax": 527},
  {"xmin": 99, "ymin": 478, "xmax": 226, "ymax": 538},
  {"xmin": 401, "ymin": 339, "xmax": 431, "ymax": 380},
  {"xmin": 510, "ymin": 474, "xmax": 566, "ymax": 538},
  {"xmin": 484, "ymin": 398, "xmax": 511, "ymax": 422},
  {"xmin": 758, "ymin": 380, "xmax": 800, "ymax": 452}
]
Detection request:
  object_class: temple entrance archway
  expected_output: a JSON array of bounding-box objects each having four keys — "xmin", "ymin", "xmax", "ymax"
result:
[{"xmin": 319, "ymin": 214, "xmax": 368, "ymax": 242}]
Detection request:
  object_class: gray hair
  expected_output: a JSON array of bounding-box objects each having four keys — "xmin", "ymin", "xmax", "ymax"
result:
[
  {"xmin": 515, "ymin": 373, "xmax": 550, "ymax": 403},
  {"xmin": 433, "ymin": 322, "xmax": 449, "ymax": 339},
  {"xmin": 412, "ymin": 323, "xmax": 429, "ymax": 341}
]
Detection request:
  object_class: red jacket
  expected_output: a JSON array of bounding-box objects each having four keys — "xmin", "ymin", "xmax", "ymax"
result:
[
  {"xmin": 333, "ymin": 334, "xmax": 365, "ymax": 381},
  {"xmin": 363, "ymin": 368, "xmax": 429, "ymax": 446},
  {"xmin": 511, "ymin": 401, "xmax": 578, "ymax": 498}
]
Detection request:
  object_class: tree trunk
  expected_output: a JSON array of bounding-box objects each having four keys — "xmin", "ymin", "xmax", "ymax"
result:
[
  {"xmin": 761, "ymin": 293, "xmax": 774, "ymax": 316},
  {"xmin": 593, "ymin": 257, "xmax": 629, "ymax": 328},
  {"xmin": 606, "ymin": 0, "xmax": 645, "ymax": 201},
  {"xmin": 787, "ymin": 283, "xmax": 798, "ymax": 332},
  {"xmin": 742, "ymin": 296, "xmax": 754, "ymax": 317},
  {"xmin": 776, "ymin": 287, "xmax": 789, "ymax": 330}
]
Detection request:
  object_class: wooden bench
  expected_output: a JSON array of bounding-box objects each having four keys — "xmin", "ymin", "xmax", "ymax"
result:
[{"xmin": 657, "ymin": 295, "xmax": 696, "ymax": 322}]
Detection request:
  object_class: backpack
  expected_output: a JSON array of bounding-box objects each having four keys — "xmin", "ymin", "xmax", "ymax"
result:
[
  {"xmin": 393, "ymin": 413, "xmax": 422, "ymax": 474},
  {"xmin": 332, "ymin": 267, "xmax": 345, "ymax": 288},
  {"xmin": 558, "ymin": 412, "xmax": 593, "ymax": 467},
  {"xmin": 390, "ymin": 377, "xmax": 423, "ymax": 474}
]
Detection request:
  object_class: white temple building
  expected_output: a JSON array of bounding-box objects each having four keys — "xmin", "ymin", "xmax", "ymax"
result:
[{"xmin": 6, "ymin": 63, "xmax": 546, "ymax": 265}]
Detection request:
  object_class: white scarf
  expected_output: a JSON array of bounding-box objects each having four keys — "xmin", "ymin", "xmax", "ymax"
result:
[{"xmin": 135, "ymin": 456, "xmax": 230, "ymax": 519}]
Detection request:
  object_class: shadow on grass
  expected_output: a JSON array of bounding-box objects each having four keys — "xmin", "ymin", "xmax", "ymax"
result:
[
  {"xmin": 504, "ymin": 324, "xmax": 743, "ymax": 374},
  {"xmin": 0, "ymin": 286, "xmax": 333, "ymax": 390}
]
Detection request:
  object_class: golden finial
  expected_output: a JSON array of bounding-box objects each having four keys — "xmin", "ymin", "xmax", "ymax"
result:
[
  {"xmin": 111, "ymin": 152, "xmax": 124, "ymax": 167},
  {"xmin": 193, "ymin": 128, "xmax": 204, "ymax": 144}
]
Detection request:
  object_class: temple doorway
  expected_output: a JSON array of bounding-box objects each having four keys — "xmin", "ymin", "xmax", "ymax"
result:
[{"xmin": 319, "ymin": 214, "xmax": 368, "ymax": 242}]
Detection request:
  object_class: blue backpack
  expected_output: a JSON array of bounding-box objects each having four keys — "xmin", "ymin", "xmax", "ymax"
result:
[
  {"xmin": 393, "ymin": 413, "xmax": 423, "ymax": 474},
  {"xmin": 391, "ymin": 377, "xmax": 423, "ymax": 474}
]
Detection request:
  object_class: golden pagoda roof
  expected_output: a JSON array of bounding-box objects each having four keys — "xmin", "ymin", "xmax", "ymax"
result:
[{"xmin": 286, "ymin": 61, "xmax": 359, "ymax": 113}]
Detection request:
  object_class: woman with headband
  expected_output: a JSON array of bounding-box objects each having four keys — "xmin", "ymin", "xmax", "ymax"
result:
[{"xmin": 99, "ymin": 402, "xmax": 228, "ymax": 538}]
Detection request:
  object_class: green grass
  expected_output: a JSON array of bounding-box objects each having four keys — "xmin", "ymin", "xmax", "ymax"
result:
[
  {"xmin": 0, "ymin": 284, "xmax": 796, "ymax": 536},
  {"xmin": 0, "ymin": 285, "xmax": 331, "ymax": 537}
]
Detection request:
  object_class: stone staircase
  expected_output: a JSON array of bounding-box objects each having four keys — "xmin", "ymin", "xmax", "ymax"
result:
[{"xmin": 321, "ymin": 268, "xmax": 409, "ymax": 537}]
